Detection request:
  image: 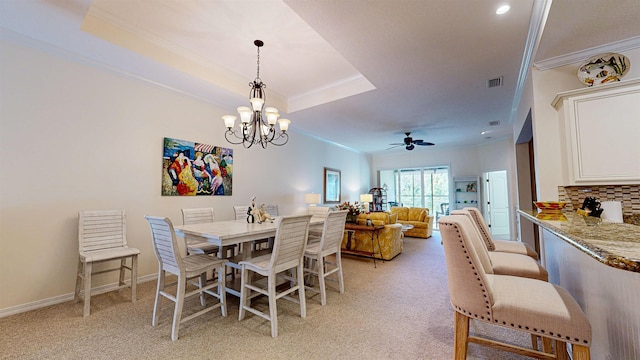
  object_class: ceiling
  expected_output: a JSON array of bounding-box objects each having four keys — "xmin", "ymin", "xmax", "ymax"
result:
[{"xmin": 2, "ymin": 0, "xmax": 639, "ymax": 154}]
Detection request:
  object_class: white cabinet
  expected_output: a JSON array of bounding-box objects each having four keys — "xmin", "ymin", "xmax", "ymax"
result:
[
  {"xmin": 552, "ymin": 78, "xmax": 640, "ymax": 185},
  {"xmin": 453, "ymin": 176, "xmax": 480, "ymax": 210}
]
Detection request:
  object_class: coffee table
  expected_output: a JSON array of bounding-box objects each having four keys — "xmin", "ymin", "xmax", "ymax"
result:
[{"xmin": 401, "ymin": 224, "xmax": 414, "ymax": 232}]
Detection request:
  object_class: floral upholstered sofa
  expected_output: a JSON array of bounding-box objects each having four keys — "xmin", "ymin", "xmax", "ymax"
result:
[
  {"xmin": 389, "ymin": 206, "xmax": 434, "ymax": 238},
  {"xmin": 340, "ymin": 212, "xmax": 403, "ymax": 260}
]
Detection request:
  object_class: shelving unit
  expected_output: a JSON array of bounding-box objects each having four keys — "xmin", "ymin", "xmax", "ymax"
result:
[
  {"xmin": 453, "ymin": 176, "xmax": 480, "ymax": 210},
  {"xmin": 368, "ymin": 187, "xmax": 387, "ymax": 212}
]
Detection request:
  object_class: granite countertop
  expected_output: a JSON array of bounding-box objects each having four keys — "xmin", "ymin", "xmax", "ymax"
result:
[{"xmin": 518, "ymin": 210, "xmax": 640, "ymax": 273}]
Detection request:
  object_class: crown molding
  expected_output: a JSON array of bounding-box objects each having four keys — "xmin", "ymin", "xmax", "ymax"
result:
[
  {"xmin": 509, "ymin": 0, "xmax": 553, "ymax": 123},
  {"xmin": 534, "ymin": 36, "xmax": 640, "ymax": 71}
]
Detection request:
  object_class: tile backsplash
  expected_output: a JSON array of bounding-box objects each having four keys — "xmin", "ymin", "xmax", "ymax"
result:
[{"xmin": 558, "ymin": 185, "xmax": 640, "ymax": 216}]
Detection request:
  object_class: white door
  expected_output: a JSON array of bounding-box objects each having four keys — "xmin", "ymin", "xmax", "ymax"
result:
[{"xmin": 485, "ymin": 170, "xmax": 510, "ymax": 239}]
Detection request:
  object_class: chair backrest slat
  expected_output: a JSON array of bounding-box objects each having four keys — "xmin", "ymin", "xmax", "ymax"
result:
[
  {"xmin": 308, "ymin": 206, "xmax": 330, "ymax": 219},
  {"xmin": 78, "ymin": 210, "xmax": 127, "ymax": 252},
  {"xmin": 182, "ymin": 207, "xmax": 215, "ymax": 225},
  {"xmin": 145, "ymin": 216, "xmax": 182, "ymax": 274},
  {"xmin": 264, "ymin": 204, "xmax": 279, "ymax": 216},
  {"xmin": 270, "ymin": 215, "xmax": 311, "ymax": 271},
  {"xmin": 233, "ymin": 206, "xmax": 249, "ymax": 220},
  {"xmin": 319, "ymin": 210, "xmax": 348, "ymax": 252}
]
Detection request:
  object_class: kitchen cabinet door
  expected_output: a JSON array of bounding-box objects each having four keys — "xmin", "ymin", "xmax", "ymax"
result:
[{"xmin": 553, "ymin": 79, "xmax": 640, "ymax": 185}]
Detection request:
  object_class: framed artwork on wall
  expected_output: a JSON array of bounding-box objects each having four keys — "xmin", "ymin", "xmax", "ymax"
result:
[
  {"xmin": 162, "ymin": 137, "xmax": 233, "ymax": 196},
  {"xmin": 323, "ymin": 167, "xmax": 341, "ymax": 204}
]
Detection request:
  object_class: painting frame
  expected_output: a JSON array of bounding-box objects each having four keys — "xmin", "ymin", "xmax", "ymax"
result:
[{"xmin": 323, "ymin": 167, "xmax": 341, "ymax": 204}]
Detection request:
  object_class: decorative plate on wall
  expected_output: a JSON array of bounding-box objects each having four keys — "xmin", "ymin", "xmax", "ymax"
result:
[{"xmin": 577, "ymin": 52, "xmax": 630, "ymax": 87}]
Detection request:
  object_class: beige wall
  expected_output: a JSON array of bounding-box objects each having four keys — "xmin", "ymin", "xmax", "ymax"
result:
[{"xmin": 0, "ymin": 37, "xmax": 371, "ymax": 313}]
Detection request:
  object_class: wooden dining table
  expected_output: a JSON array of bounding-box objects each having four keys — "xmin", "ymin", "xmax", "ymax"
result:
[{"xmin": 174, "ymin": 216, "xmax": 325, "ymax": 297}]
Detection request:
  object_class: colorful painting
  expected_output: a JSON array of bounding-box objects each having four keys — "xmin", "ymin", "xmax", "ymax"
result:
[{"xmin": 162, "ymin": 137, "xmax": 233, "ymax": 196}]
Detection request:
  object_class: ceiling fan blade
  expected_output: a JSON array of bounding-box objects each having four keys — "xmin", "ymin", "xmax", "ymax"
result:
[
  {"xmin": 388, "ymin": 143, "xmax": 404, "ymax": 146},
  {"xmin": 386, "ymin": 144, "xmax": 403, "ymax": 150},
  {"xmin": 414, "ymin": 141, "xmax": 435, "ymax": 146},
  {"xmin": 411, "ymin": 139, "xmax": 424, "ymax": 143}
]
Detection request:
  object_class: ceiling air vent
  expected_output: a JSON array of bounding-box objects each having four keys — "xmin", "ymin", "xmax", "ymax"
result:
[
  {"xmin": 487, "ymin": 76, "xmax": 503, "ymax": 88},
  {"xmin": 489, "ymin": 121, "xmax": 500, "ymax": 126}
]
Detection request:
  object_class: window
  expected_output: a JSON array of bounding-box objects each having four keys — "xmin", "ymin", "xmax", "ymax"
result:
[{"xmin": 379, "ymin": 166, "xmax": 449, "ymax": 229}]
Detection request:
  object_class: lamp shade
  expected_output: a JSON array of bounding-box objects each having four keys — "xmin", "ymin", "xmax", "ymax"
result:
[
  {"xmin": 304, "ymin": 193, "xmax": 321, "ymax": 204},
  {"xmin": 360, "ymin": 194, "xmax": 373, "ymax": 203}
]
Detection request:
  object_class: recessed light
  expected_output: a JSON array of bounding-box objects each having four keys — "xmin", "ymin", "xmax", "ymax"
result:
[
  {"xmin": 496, "ymin": 5, "xmax": 510, "ymax": 14},
  {"xmin": 481, "ymin": 131, "xmax": 488, "ymax": 135}
]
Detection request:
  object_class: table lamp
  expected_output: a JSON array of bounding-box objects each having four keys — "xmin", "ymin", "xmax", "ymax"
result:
[
  {"xmin": 360, "ymin": 193, "xmax": 373, "ymax": 212},
  {"xmin": 304, "ymin": 193, "xmax": 321, "ymax": 207}
]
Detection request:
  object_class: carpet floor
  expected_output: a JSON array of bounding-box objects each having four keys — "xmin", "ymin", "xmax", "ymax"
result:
[{"xmin": 0, "ymin": 232, "xmax": 534, "ymax": 359}]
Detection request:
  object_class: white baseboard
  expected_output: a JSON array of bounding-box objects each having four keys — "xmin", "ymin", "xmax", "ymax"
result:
[{"xmin": 0, "ymin": 274, "xmax": 157, "ymax": 318}]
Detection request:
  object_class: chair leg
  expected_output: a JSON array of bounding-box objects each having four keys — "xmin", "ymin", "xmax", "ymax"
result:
[
  {"xmin": 297, "ymin": 263, "xmax": 306, "ymax": 318},
  {"xmin": 454, "ymin": 311, "xmax": 469, "ymax": 360},
  {"xmin": 119, "ymin": 258, "xmax": 126, "ymax": 287},
  {"xmin": 198, "ymin": 273, "xmax": 207, "ymax": 306},
  {"xmin": 218, "ymin": 265, "xmax": 227, "ymax": 318},
  {"xmin": 83, "ymin": 262, "xmax": 92, "ymax": 317},
  {"xmin": 74, "ymin": 260, "xmax": 83, "ymax": 303},
  {"xmin": 268, "ymin": 273, "xmax": 278, "ymax": 338},
  {"xmin": 556, "ymin": 341, "xmax": 569, "ymax": 360},
  {"xmin": 152, "ymin": 268, "xmax": 164, "ymax": 327},
  {"xmin": 131, "ymin": 255, "xmax": 137, "ymax": 302},
  {"xmin": 336, "ymin": 252, "xmax": 344, "ymax": 294},
  {"xmin": 171, "ymin": 274, "xmax": 186, "ymax": 341},
  {"xmin": 318, "ymin": 255, "xmax": 327, "ymax": 306},
  {"xmin": 572, "ymin": 344, "xmax": 590, "ymax": 360},
  {"xmin": 542, "ymin": 337, "xmax": 553, "ymax": 353},
  {"xmin": 238, "ymin": 267, "xmax": 248, "ymax": 321}
]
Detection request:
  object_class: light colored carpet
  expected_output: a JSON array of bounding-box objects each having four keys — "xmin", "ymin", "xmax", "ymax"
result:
[{"xmin": 0, "ymin": 233, "xmax": 533, "ymax": 359}]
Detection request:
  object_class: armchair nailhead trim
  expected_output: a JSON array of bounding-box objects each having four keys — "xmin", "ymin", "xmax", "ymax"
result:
[
  {"xmin": 450, "ymin": 225, "xmax": 491, "ymax": 318},
  {"xmin": 492, "ymin": 317, "xmax": 589, "ymax": 345}
]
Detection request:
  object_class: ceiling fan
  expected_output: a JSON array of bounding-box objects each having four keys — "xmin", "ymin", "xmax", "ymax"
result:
[{"xmin": 388, "ymin": 132, "xmax": 435, "ymax": 151}]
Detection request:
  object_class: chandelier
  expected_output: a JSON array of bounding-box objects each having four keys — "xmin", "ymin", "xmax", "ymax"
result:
[{"xmin": 222, "ymin": 40, "xmax": 290, "ymax": 148}]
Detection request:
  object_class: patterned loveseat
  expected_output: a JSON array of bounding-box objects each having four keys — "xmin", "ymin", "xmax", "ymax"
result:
[
  {"xmin": 340, "ymin": 212, "xmax": 403, "ymax": 260},
  {"xmin": 390, "ymin": 206, "xmax": 434, "ymax": 238}
]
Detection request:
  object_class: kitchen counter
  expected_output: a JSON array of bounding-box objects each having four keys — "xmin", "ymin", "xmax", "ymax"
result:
[{"xmin": 518, "ymin": 209, "xmax": 640, "ymax": 272}]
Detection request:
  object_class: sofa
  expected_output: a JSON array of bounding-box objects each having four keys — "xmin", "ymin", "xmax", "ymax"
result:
[
  {"xmin": 340, "ymin": 212, "xmax": 403, "ymax": 260},
  {"xmin": 389, "ymin": 206, "xmax": 434, "ymax": 238}
]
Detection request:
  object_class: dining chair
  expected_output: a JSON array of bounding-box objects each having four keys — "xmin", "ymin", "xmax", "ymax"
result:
[
  {"xmin": 75, "ymin": 209, "xmax": 140, "ymax": 317},
  {"xmin": 439, "ymin": 215, "xmax": 591, "ymax": 360},
  {"xmin": 181, "ymin": 207, "xmax": 236, "ymax": 258},
  {"xmin": 145, "ymin": 215, "xmax": 228, "ymax": 341},
  {"xmin": 234, "ymin": 205, "xmax": 272, "ymax": 251},
  {"xmin": 435, "ymin": 202, "xmax": 449, "ymax": 222},
  {"xmin": 463, "ymin": 206, "xmax": 538, "ymax": 260},
  {"xmin": 233, "ymin": 205, "xmax": 250, "ymax": 221},
  {"xmin": 181, "ymin": 207, "xmax": 219, "ymax": 255},
  {"xmin": 304, "ymin": 210, "xmax": 348, "ymax": 305},
  {"xmin": 264, "ymin": 204, "xmax": 279, "ymax": 217},
  {"xmin": 307, "ymin": 206, "xmax": 330, "ymax": 239},
  {"xmin": 238, "ymin": 214, "xmax": 312, "ymax": 338}
]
